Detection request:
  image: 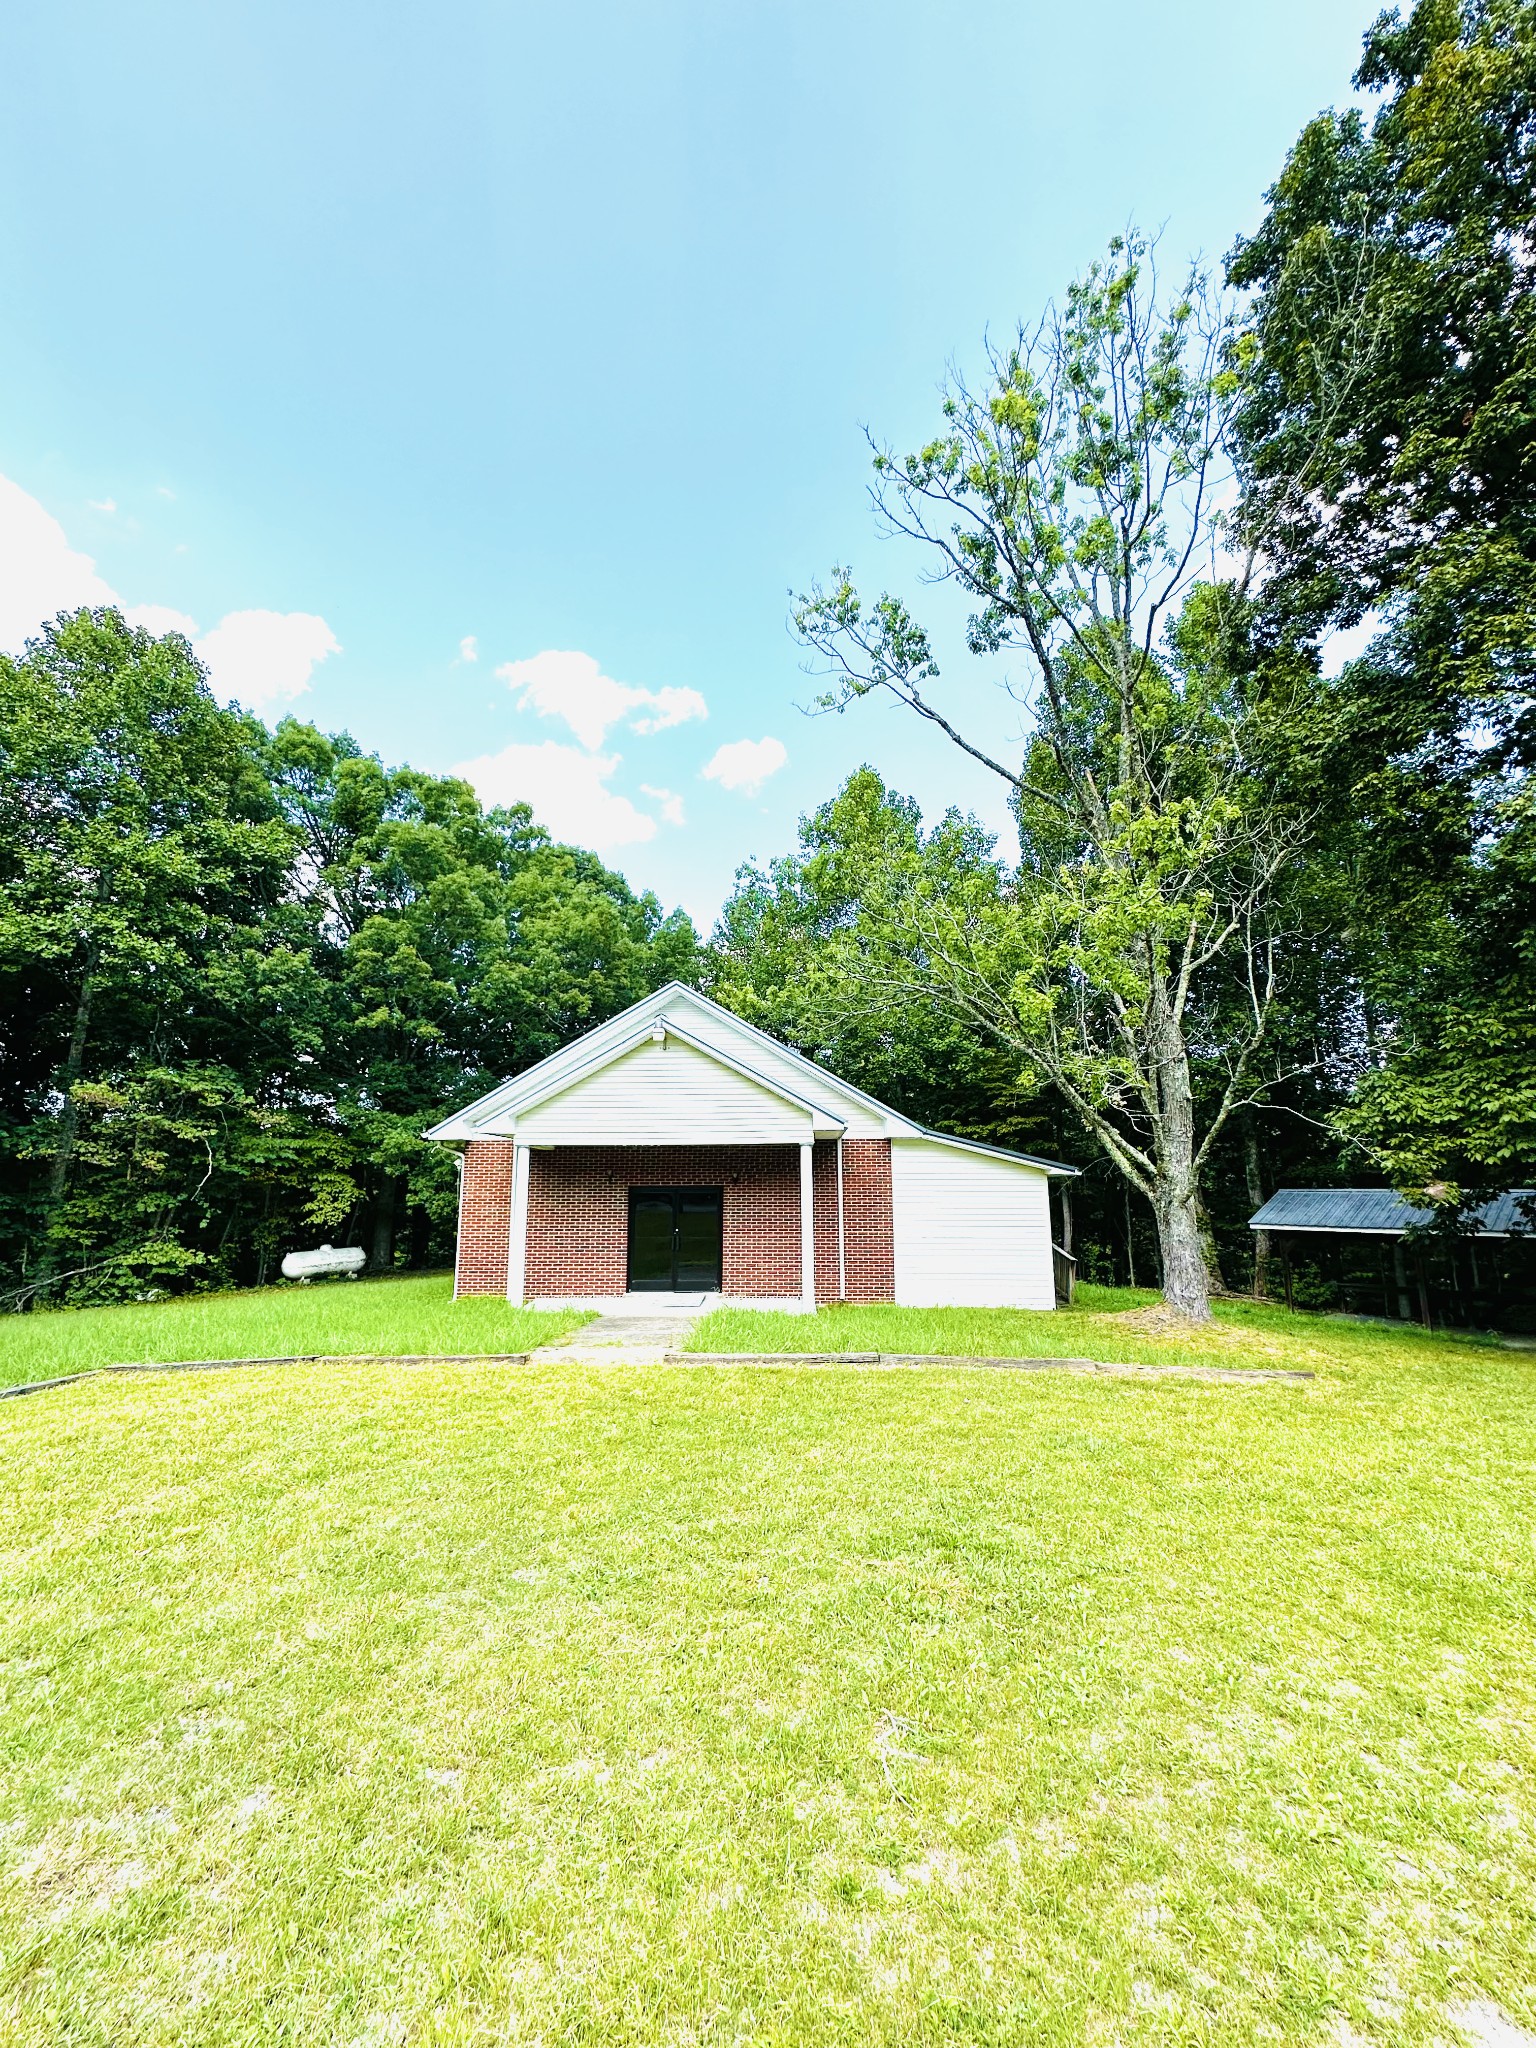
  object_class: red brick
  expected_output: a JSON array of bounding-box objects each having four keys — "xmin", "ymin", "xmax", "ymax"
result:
[
  {"xmin": 454, "ymin": 1138, "xmax": 895, "ymax": 1302},
  {"xmin": 454, "ymin": 1140, "xmax": 515, "ymax": 1296}
]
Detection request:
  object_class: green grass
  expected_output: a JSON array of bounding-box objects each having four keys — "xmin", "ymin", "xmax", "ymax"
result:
[
  {"xmin": 0, "ymin": 1272, "xmax": 591, "ymax": 1389},
  {"xmin": 688, "ymin": 1284, "xmax": 1509, "ymax": 1377},
  {"xmin": 2, "ymin": 1335, "xmax": 1534, "ymax": 2042}
]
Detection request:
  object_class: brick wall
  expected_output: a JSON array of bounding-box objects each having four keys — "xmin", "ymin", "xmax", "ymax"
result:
[
  {"xmin": 817, "ymin": 1137, "xmax": 896, "ymax": 1302},
  {"xmin": 455, "ymin": 1140, "xmax": 514, "ymax": 1296},
  {"xmin": 525, "ymin": 1145, "xmax": 802, "ymax": 1298},
  {"xmin": 455, "ymin": 1137, "xmax": 896, "ymax": 1302}
]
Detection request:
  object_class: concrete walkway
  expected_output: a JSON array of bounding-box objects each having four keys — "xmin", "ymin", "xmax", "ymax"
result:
[{"xmin": 530, "ymin": 1300, "xmax": 705, "ymax": 1366}]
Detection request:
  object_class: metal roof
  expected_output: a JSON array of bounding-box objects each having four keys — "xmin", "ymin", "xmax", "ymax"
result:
[{"xmin": 1249, "ymin": 1188, "xmax": 1536, "ymax": 1238}]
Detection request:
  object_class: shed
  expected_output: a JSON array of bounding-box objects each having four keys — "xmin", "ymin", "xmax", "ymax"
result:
[
  {"xmin": 428, "ymin": 983, "xmax": 1078, "ymax": 1312},
  {"xmin": 1249, "ymin": 1187, "xmax": 1535, "ymax": 1329}
]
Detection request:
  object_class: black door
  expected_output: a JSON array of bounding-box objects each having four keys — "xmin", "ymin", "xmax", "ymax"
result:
[{"xmin": 627, "ymin": 1186, "xmax": 722, "ymax": 1292}]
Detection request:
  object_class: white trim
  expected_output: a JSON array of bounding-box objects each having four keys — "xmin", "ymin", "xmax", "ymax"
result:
[
  {"xmin": 799, "ymin": 1139, "xmax": 816, "ymax": 1313},
  {"xmin": 531, "ymin": 1294, "xmax": 814, "ymax": 1315},
  {"xmin": 836, "ymin": 1136, "xmax": 846, "ymax": 1301},
  {"xmin": 427, "ymin": 981, "xmax": 1079, "ymax": 1173},
  {"xmin": 451, "ymin": 1151, "xmax": 465, "ymax": 1299},
  {"xmin": 425, "ymin": 981, "xmax": 918, "ymax": 1144},
  {"xmin": 506, "ymin": 1142, "xmax": 530, "ymax": 1302}
]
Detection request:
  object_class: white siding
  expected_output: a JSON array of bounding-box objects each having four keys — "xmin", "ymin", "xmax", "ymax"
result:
[
  {"xmin": 890, "ymin": 1140, "xmax": 1055, "ymax": 1309},
  {"xmin": 516, "ymin": 1037, "xmax": 812, "ymax": 1145},
  {"xmin": 676, "ymin": 1010, "xmax": 894, "ymax": 1137}
]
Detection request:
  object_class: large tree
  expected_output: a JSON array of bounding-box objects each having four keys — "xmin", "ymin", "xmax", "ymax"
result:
[
  {"xmin": 265, "ymin": 719, "xmax": 700, "ymax": 1271},
  {"xmin": 793, "ymin": 238, "xmax": 1311, "ymax": 1319},
  {"xmin": 1229, "ymin": 0, "xmax": 1536, "ymax": 1204},
  {"xmin": 0, "ymin": 609, "xmax": 296, "ymax": 1288}
]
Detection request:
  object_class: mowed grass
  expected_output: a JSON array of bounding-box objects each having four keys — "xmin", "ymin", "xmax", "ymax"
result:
[
  {"xmin": 0, "ymin": 1273, "xmax": 591, "ymax": 1390},
  {"xmin": 688, "ymin": 1283, "xmax": 1509, "ymax": 1378},
  {"xmin": 2, "ymin": 1341, "xmax": 1534, "ymax": 2043}
]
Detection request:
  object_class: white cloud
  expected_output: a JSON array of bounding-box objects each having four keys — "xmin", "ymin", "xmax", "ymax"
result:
[
  {"xmin": 194, "ymin": 610, "xmax": 341, "ymax": 710},
  {"xmin": 125, "ymin": 603, "xmax": 200, "ymax": 638},
  {"xmin": 88, "ymin": 497, "xmax": 117, "ymax": 514},
  {"xmin": 458, "ymin": 634, "xmax": 478, "ymax": 663},
  {"xmin": 701, "ymin": 735, "xmax": 787, "ymax": 796},
  {"xmin": 456, "ymin": 740, "xmax": 660, "ymax": 850},
  {"xmin": 640, "ymin": 783, "xmax": 686, "ymax": 827},
  {"xmin": 496, "ymin": 648, "xmax": 707, "ymax": 750},
  {"xmin": 0, "ymin": 472, "xmax": 116, "ymax": 651},
  {"xmin": 630, "ymin": 684, "xmax": 710, "ymax": 736},
  {"xmin": 0, "ymin": 475, "xmax": 342, "ymax": 713}
]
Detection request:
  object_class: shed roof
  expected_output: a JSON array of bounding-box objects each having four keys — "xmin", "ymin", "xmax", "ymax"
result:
[{"xmin": 1249, "ymin": 1188, "xmax": 1536, "ymax": 1238}]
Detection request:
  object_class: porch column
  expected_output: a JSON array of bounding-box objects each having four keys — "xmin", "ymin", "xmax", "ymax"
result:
[
  {"xmin": 799, "ymin": 1139, "xmax": 816, "ymax": 1313},
  {"xmin": 507, "ymin": 1141, "xmax": 530, "ymax": 1302}
]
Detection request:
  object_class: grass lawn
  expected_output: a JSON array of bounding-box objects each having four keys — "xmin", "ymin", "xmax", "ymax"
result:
[
  {"xmin": 2, "ymin": 1322, "xmax": 1534, "ymax": 2042},
  {"xmin": 688, "ymin": 1283, "xmax": 1514, "ymax": 1377},
  {"xmin": 0, "ymin": 1274, "xmax": 591, "ymax": 1390}
]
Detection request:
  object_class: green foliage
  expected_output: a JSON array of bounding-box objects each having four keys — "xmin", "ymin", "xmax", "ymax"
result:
[
  {"xmin": 792, "ymin": 240, "xmax": 1312, "ymax": 1316},
  {"xmin": 0, "ymin": 610, "xmax": 699, "ymax": 1305},
  {"xmin": 1231, "ymin": 0, "xmax": 1536, "ymax": 1197}
]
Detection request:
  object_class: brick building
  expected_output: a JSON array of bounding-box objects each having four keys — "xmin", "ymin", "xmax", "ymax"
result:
[{"xmin": 429, "ymin": 985, "xmax": 1074, "ymax": 1311}]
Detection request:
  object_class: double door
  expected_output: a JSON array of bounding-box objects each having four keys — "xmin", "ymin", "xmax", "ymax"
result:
[{"xmin": 627, "ymin": 1186, "xmax": 722, "ymax": 1292}]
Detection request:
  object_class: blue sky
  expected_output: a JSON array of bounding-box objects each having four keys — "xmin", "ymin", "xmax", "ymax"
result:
[{"xmin": 0, "ymin": 0, "xmax": 1380, "ymax": 931}]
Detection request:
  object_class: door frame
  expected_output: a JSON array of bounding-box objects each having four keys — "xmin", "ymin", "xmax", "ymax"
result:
[{"xmin": 626, "ymin": 1185, "xmax": 724, "ymax": 1292}]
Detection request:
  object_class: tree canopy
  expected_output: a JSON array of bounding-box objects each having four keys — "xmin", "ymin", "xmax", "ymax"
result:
[{"xmin": 0, "ymin": 609, "xmax": 698, "ymax": 1305}]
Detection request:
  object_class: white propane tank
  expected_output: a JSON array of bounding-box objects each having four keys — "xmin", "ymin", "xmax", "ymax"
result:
[{"xmin": 280, "ymin": 1244, "xmax": 368, "ymax": 1282}]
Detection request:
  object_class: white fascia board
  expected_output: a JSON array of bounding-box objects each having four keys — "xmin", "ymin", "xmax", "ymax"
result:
[
  {"xmin": 426, "ymin": 999, "xmax": 677, "ymax": 1140},
  {"xmin": 894, "ymin": 1127, "xmax": 1080, "ymax": 1176}
]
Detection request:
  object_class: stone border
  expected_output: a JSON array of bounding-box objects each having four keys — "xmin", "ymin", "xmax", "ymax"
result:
[
  {"xmin": 670, "ymin": 1351, "xmax": 1313, "ymax": 1384},
  {"xmin": 2, "ymin": 1346, "xmax": 1311, "ymax": 1403},
  {"xmin": 0, "ymin": 1353, "xmax": 531, "ymax": 1402}
]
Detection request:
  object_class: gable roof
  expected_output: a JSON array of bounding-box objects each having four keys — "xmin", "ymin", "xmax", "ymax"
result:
[
  {"xmin": 426, "ymin": 981, "xmax": 1076, "ymax": 1173},
  {"xmin": 1250, "ymin": 1187, "xmax": 1536, "ymax": 1237}
]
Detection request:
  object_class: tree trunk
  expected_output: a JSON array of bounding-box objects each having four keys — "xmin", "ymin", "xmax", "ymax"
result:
[
  {"xmin": 39, "ymin": 950, "xmax": 98, "ymax": 1277},
  {"xmin": 1147, "ymin": 982, "xmax": 1213, "ymax": 1321},
  {"xmin": 1154, "ymin": 1183, "xmax": 1212, "ymax": 1319},
  {"xmin": 1123, "ymin": 1183, "xmax": 1137, "ymax": 1288},
  {"xmin": 370, "ymin": 1176, "xmax": 399, "ymax": 1275},
  {"xmin": 1242, "ymin": 1112, "xmax": 1271, "ymax": 1299}
]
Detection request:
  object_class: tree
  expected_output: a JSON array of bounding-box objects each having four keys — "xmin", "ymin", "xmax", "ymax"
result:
[
  {"xmin": 1229, "ymin": 0, "xmax": 1536, "ymax": 1202},
  {"xmin": 0, "ymin": 625, "xmax": 702, "ymax": 1305},
  {"xmin": 264, "ymin": 720, "xmax": 701, "ymax": 1272},
  {"xmin": 710, "ymin": 769, "xmax": 1068, "ymax": 1156},
  {"xmin": 793, "ymin": 238, "xmax": 1309, "ymax": 1319},
  {"xmin": 0, "ymin": 609, "xmax": 295, "ymax": 1287}
]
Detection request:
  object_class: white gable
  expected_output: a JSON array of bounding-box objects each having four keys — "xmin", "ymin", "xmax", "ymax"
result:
[
  {"xmin": 427, "ymin": 984, "xmax": 913, "ymax": 1142},
  {"xmin": 516, "ymin": 1036, "xmax": 818, "ymax": 1145},
  {"xmin": 427, "ymin": 981, "xmax": 1076, "ymax": 1174}
]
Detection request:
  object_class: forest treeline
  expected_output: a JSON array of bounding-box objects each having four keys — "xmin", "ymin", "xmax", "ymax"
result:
[
  {"xmin": 3, "ymin": 0, "xmax": 1532, "ymax": 1310},
  {"xmin": 0, "ymin": 610, "xmax": 698, "ymax": 1302}
]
